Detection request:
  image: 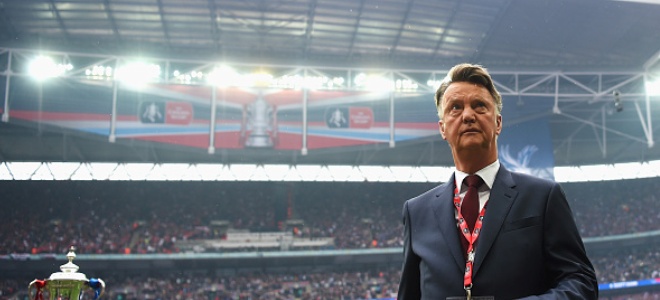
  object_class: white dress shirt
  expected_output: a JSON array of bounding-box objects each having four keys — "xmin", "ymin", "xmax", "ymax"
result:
[{"xmin": 454, "ymin": 160, "xmax": 500, "ymax": 211}]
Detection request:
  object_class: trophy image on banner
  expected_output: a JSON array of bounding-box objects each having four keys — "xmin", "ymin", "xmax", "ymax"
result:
[
  {"xmin": 28, "ymin": 246, "xmax": 105, "ymax": 300},
  {"xmin": 244, "ymin": 90, "xmax": 276, "ymax": 148}
]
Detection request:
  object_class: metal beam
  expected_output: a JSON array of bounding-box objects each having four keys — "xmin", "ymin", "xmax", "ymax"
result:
[
  {"xmin": 610, "ymin": 0, "xmax": 660, "ymax": 6},
  {"xmin": 2, "ymin": 50, "xmax": 11, "ymax": 123},
  {"xmin": 302, "ymin": 0, "xmax": 318, "ymax": 58},
  {"xmin": 0, "ymin": 47, "xmax": 650, "ymax": 98},
  {"xmin": 0, "ymin": 46, "xmax": 655, "ymax": 166},
  {"xmin": 643, "ymin": 48, "xmax": 660, "ymax": 70},
  {"xmin": 559, "ymin": 112, "xmax": 648, "ymax": 144},
  {"xmin": 47, "ymin": 0, "xmax": 71, "ymax": 41},
  {"xmin": 156, "ymin": 0, "xmax": 171, "ymax": 49},
  {"xmin": 103, "ymin": 0, "xmax": 121, "ymax": 41},
  {"xmin": 608, "ymin": 121, "xmax": 658, "ymax": 162},
  {"xmin": 634, "ymin": 95, "xmax": 654, "ymax": 148},
  {"xmin": 389, "ymin": 0, "xmax": 415, "ymax": 59},
  {"xmin": 207, "ymin": 0, "xmax": 222, "ymax": 52},
  {"xmin": 431, "ymin": 1, "xmax": 462, "ymax": 62},
  {"xmin": 0, "ymin": 5, "xmax": 18, "ymax": 40},
  {"xmin": 470, "ymin": 0, "xmax": 513, "ymax": 63},
  {"xmin": 347, "ymin": 0, "xmax": 366, "ymax": 59}
]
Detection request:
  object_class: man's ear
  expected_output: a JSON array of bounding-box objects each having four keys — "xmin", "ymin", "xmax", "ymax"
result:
[
  {"xmin": 439, "ymin": 120, "xmax": 447, "ymax": 140},
  {"xmin": 495, "ymin": 115, "xmax": 502, "ymax": 135}
]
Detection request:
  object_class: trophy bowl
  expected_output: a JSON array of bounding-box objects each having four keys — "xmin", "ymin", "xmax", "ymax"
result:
[{"xmin": 28, "ymin": 246, "xmax": 105, "ymax": 300}]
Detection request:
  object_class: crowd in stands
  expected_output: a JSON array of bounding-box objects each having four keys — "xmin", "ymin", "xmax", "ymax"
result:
[
  {"xmin": 592, "ymin": 247, "xmax": 660, "ymax": 284},
  {"xmin": 563, "ymin": 178, "xmax": 660, "ymax": 238},
  {"xmin": 1, "ymin": 269, "xmax": 400, "ymax": 300},
  {"xmin": 2, "ymin": 266, "xmax": 659, "ymax": 300},
  {"xmin": 0, "ymin": 181, "xmax": 414, "ymax": 255},
  {"xmin": 1, "ymin": 177, "xmax": 660, "ymax": 299},
  {"xmin": 2, "ymin": 178, "xmax": 659, "ymax": 256},
  {"xmin": 605, "ymin": 292, "xmax": 660, "ymax": 300}
]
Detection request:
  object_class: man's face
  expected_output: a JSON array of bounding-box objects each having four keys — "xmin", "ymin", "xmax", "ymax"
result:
[{"xmin": 439, "ymin": 81, "xmax": 502, "ymax": 154}]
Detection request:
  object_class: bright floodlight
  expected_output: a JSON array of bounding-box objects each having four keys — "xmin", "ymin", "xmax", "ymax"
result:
[
  {"xmin": 427, "ymin": 79, "xmax": 442, "ymax": 90},
  {"xmin": 85, "ymin": 65, "xmax": 113, "ymax": 79},
  {"xmin": 115, "ymin": 62, "xmax": 161, "ymax": 86},
  {"xmin": 249, "ymin": 72, "xmax": 274, "ymax": 87},
  {"xmin": 646, "ymin": 77, "xmax": 660, "ymax": 95},
  {"xmin": 207, "ymin": 66, "xmax": 239, "ymax": 86},
  {"xmin": 28, "ymin": 56, "xmax": 72, "ymax": 81},
  {"xmin": 396, "ymin": 79, "xmax": 419, "ymax": 90},
  {"xmin": 354, "ymin": 73, "xmax": 394, "ymax": 91}
]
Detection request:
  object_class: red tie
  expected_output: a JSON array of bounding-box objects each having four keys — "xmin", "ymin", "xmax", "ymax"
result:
[{"xmin": 462, "ymin": 175, "xmax": 483, "ymax": 232}]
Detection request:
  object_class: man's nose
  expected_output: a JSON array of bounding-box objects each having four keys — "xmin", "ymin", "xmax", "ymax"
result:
[{"xmin": 462, "ymin": 107, "xmax": 476, "ymax": 123}]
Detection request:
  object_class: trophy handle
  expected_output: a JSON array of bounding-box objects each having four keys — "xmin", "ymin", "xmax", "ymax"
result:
[
  {"xmin": 87, "ymin": 278, "xmax": 106, "ymax": 300},
  {"xmin": 28, "ymin": 279, "xmax": 47, "ymax": 300}
]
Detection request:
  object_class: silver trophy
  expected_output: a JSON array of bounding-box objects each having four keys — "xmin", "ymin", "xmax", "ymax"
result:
[
  {"xmin": 245, "ymin": 90, "xmax": 275, "ymax": 148},
  {"xmin": 28, "ymin": 246, "xmax": 105, "ymax": 300}
]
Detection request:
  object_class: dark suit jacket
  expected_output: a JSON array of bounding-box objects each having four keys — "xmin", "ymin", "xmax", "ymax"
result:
[{"xmin": 398, "ymin": 166, "xmax": 598, "ymax": 299}]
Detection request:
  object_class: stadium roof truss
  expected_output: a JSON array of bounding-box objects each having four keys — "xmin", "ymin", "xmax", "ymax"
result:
[{"xmin": 1, "ymin": 48, "xmax": 657, "ymax": 162}]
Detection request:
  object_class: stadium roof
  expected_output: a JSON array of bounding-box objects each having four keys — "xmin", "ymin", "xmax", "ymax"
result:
[{"xmin": 0, "ymin": 0, "xmax": 659, "ymax": 167}]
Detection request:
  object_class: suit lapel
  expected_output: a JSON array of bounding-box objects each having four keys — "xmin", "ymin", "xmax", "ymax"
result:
[
  {"xmin": 473, "ymin": 166, "xmax": 518, "ymax": 276},
  {"xmin": 431, "ymin": 174, "xmax": 465, "ymax": 271}
]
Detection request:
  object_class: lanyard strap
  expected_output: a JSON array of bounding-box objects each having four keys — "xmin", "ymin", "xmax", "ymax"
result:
[
  {"xmin": 453, "ymin": 185, "xmax": 487, "ymax": 295},
  {"xmin": 31, "ymin": 279, "xmax": 46, "ymax": 300}
]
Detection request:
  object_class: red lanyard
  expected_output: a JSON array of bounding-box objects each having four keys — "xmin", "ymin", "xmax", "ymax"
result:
[
  {"xmin": 31, "ymin": 279, "xmax": 46, "ymax": 300},
  {"xmin": 453, "ymin": 184, "xmax": 487, "ymax": 297}
]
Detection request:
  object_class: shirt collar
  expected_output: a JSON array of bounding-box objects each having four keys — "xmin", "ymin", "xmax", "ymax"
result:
[{"xmin": 454, "ymin": 160, "xmax": 500, "ymax": 191}]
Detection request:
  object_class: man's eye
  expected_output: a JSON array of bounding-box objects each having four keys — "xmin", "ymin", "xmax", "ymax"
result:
[{"xmin": 474, "ymin": 102, "xmax": 488, "ymax": 111}]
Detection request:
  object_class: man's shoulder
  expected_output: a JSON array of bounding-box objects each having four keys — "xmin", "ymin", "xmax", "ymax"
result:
[
  {"xmin": 406, "ymin": 182, "xmax": 450, "ymax": 206},
  {"xmin": 505, "ymin": 169, "xmax": 559, "ymax": 189}
]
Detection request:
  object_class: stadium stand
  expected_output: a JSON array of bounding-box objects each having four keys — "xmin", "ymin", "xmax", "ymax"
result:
[{"xmin": 1, "ymin": 177, "xmax": 659, "ymax": 299}]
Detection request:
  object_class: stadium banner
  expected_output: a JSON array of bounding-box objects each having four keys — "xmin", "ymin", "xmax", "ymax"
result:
[
  {"xmin": 598, "ymin": 277, "xmax": 660, "ymax": 291},
  {"xmin": 5, "ymin": 77, "xmax": 114, "ymax": 136},
  {"xmin": 497, "ymin": 97, "xmax": 556, "ymax": 180},
  {"xmin": 4, "ymin": 78, "xmax": 555, "ymax": 176},
  {"xmin": 0, "ymin": 74, "xmax": 5, "ymax": 116},
  {"xmin": 274, "ymin": 89, "xmax": 394, "ymax": 150}
]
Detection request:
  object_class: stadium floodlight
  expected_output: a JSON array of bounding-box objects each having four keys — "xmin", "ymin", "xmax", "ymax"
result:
[
  {"xmin": 173, "ymin": 69, "xmax": 198, "ymax": 84},
  {"xmin": 28, "ymin": 56, "xmax": 73, "ymax": 81},
  {"xmin": 207, "ymin": 66, "xmax": 239, "ymax": 87},
  {"xmin": 646, "ymin": 77, "xmax": 660, "ymax": 95},
  {"xmin": 273, "ymin": 74, "xmax": 303, "ymax": 89},
  {"xmin": 85, "ymin": 65, "xmax": 113, "ymax": 79},
  {"xmin": 427, "ymin": 79, "xmax": 443, "ymax": 90},
  {"xmin": 302, "ymin": 75, "xmax": 328, "ymax": 90},
  {"xmin": 115, "ymin": 62, "xmax": 161, "ymax": 86},
  {"xmin": 270, "ymin": 75, "xmax": 346, "ymax": 90},
  {"xmin": 395, "ymin": 79, "xmax": 419, "ymax": 90},
  {"xmin": 322, "ymin": 76, "xmax": 346, "ymax": 89},
  {"xmin": 354, "ymin": 73, "xmax": 394, "ymax": 91},
  {"xmin": 206, "ymin": 67, "xmax": 276, "ymax": 88},
  {"xmin": 247, "ymin": 72, "xmax": 274, "ymax": 87}
]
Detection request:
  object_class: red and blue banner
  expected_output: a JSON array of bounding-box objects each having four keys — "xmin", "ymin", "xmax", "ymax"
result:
[{"xmin": 1, "ymin": 77, "xmax": 554, "ymax": 178}]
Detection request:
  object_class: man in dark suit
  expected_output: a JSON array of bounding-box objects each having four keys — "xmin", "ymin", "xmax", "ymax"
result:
[{"xmin": 397, "ymin": 64, "xmax": 598, "ymax": 299}]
